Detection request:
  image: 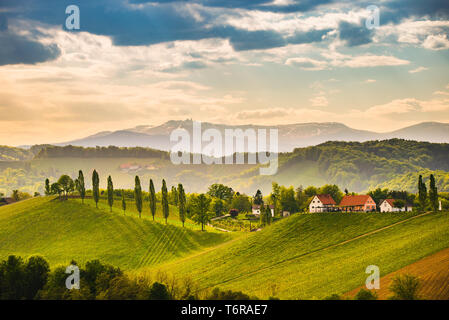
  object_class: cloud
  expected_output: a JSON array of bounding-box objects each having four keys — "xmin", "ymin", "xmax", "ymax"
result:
[
  {"xmin": 0, "ymin": 16, "xmax": 60, "ymax": 65},
  {"xmin": 285, "ymin": 57, "xmax": 327, "ymax": 70},
  {"xmin": 422, "ymin": 34, "xmax": 449, "ymax": 50},
  {"xmin": 332, "ymin": 55, "xmax": 410, "ymax": 68},
  {"xmin": 309, "ymin": 96, "xmax": 328, "ymax": 107},
  {"xmin": 364, "ymin": 79, "xmax": 376, "ymax": 83},
  {"xmin": 409, "ymin": 66, "xmax": 428, "ymax": 73},
  {"xmin": 338, "ymin": 20, "xmax": 373, "ymax": 47}
]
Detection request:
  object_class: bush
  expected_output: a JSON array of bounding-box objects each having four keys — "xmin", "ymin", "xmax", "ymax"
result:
[
  {"xmin": 324, "ymin": 294, "xmax": 341, "ymax": 300},
  {"xmin": 207, "ymin": 288, "xmax": 255, "ymax": 300},
  {"xmin": 148, "ymin": 282, "xmax": 171, "ymax": 300},
  {"xmin": 389, "ymin": 274, "xmax": 420, "ymax": 300},
  {"xmin": 355, "ymin": 288, "xmax": 377, "ymax": 300}
]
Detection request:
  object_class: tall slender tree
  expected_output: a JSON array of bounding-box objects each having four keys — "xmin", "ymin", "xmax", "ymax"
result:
[
  {"xmin": 121, "ymin": 190, "xmax": 126, "ymax": 215},
  {"xmin": 149, "ymin": 179, "xmax": 156, "ymax": 221},
  {"xmin": 418, "ymin": 175, "xmax": 427, "ymax": 212},
  {"xmin": 77, "ymin": 170, "xmax": 86, "ymax": 204},
  {"xmin": 429, "ymin": 174, "xmax": 438, "ymax": 212},
  {"xmin": 135, "ymin": 176, "xmax": 143, "ymax": 218},
  {"xmin": 92, "ymin": 170, "xmax": 100, "ymax": 208},
  {"xmin": 107, "ymin": 175, "xmax": 114, "ymax": 212},
  {"xmin": 45, "ymin": 179, "xmax": 50, "ymax": 196},
  {"xmin": 265, "ymin": 204, "xmax": 272, "ymax": 225},
  {"xmin": 171, "ymin": 186, "xmax": 178, "ymax": 206},
  {"xmin": 178, "ymin": 183, "xmax": 186, "ymax": 227},
  {"xmin": 161, "ymin": 179, "xmax": 169, "ymax": 224}
]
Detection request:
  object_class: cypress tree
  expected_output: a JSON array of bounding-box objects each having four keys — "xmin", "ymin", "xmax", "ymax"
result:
[
  {"xmin": 178, "ymin": 183, "xmax": 186, "ymax": 227},
  {"xmin": 135, "ymin": 176, "xmax": 143, "ymax": 218},
  {"xmin": 92, "ymin": 170, "xmax": 100, "ymax": 208},
  {"xmin": 418, "ymin": 175, "xmax": 427, "ymax": 212},
  {"xmin": 149, "ymin": 179, "xmax": 156, "ymax": 221},
  {"xmin": 161, "ymin": 179, "xmax": 169, "ymax": 224},
  {"xmin": 45, "ymin": 179, "xmax": 50, "ymax": 196},
  {"xmin": 107, "ymin": 175, "xmax": 114, "ymax": 212},
  {"xmin": 265, "ymin": 205, "xmax": 272, "ymax": 225},
  {"xmin": 122, "ymin": 190, "xmax": 126, "ymax": 215},
  {"xmin": 77, "ymin": 170, "xmax": 85, "ymax": 204},
  {"xmin": 429, "ymin": 174, "xmax": 438, "ymax": 212}
]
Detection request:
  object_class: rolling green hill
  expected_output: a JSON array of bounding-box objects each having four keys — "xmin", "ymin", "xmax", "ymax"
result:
[
  {"xmin": 0, "ymin": 197, "xmax": 234, "ymax": 269},
  {"xmin": 145, "ymin": 210, "xmax": 449, "ymax": 299},
  {"xmin": 2, "ymin": 139, "xmax": 449, "ymax": 196},
  {"xmin": 1, "ymin": 196, "xmax": 449, "ymax": 300}
]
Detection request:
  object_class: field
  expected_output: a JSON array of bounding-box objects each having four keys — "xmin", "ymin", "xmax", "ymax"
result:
[
  {"xmin": 0, "ymin": 197, "xmax": 234, "ymax": 269},
  {"xmin": 1, "ymin": 197, "xmax": 448, "ymax": 299},
  {"xmin": 143, "ymin": 211, "xmax": 449, "ymax": 299},
  {"xmin": 346, "ymin": 246, "xmax": 449, "ymax": 300}
]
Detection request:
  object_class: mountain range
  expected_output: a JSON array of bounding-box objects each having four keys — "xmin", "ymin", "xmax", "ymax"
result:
[{"xmin": 45, "ymin": 120, "xmax": 449, "ymax": 153}]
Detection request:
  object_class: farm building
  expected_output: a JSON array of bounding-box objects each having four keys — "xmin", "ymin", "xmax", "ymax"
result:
[
  {"xmin": 309, "ymin": 194, "xmax": 337, "ymax": 213},
  {"xmin": 252, "ymin": 204, "xmax": 275, "ymax": 217},
  {"xmin": 380, "ymin": 199, "xmax": 413, "ymax": 212},
  {"xmin": 339, "ymin": 195, "xmax": 376, "ymax": 212}
]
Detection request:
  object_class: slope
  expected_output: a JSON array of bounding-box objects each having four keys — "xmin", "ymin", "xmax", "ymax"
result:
[
  {"xmin": 0, "ymin": 197, "xmax": 234, "ymax": 270},
  {"xmin": 147, "ymin": 211, "xmax": 449, "ymax": 299}
]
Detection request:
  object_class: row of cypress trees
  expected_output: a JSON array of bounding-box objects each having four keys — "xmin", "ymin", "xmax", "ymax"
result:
[
  {"xmin": 82, "ymin": 170, "xmax": 187, "ymax": 226},
  {"xmin": 418, "ymin": 174, "xmax": 439, "ymax": 212}
]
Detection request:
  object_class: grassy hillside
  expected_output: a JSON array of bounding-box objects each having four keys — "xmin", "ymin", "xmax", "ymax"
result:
[
  {"xmin": 0, "ymin": 197, "xmax": 234, "ymax": 269},
  {"xmin": 146, "ymin": 211, "xmax": 449, "ymax": 299},
  {"xmin": 2, "ymin": 139, "xmax": 449, "ymax": 195}
]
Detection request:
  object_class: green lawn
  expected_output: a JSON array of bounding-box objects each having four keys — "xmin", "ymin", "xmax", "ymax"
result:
[
  {"xmin": 0, "ymin": 197, "xmax": 234, "ymax": 269},
  {"xmin": 146, "ymin": 211, "xmax": 449, "ymax": 299}
]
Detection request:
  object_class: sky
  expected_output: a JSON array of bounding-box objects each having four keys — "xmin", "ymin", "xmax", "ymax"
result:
[{"xmin": 0, "ymin": 0, "xmax": 449, "ymax": 145}]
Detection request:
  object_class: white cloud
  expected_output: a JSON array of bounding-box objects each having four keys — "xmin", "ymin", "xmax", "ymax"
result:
[
  {"xmin": 309, "ymin": 96, "xmax": 329, "ymax": 107},
  {"xmin": 285, "ymin": 57, "xmax": 327, "ymax": 70},
  {"xmin": 364, "ymin": 79, "xmax": 376, "ymax": 83},
  {"xmin": 422, "ymin": 34, "xmax": 449, "ymax": 50},
  {"xmin": 409, "ymin": 66, "xmax": 428, "ymax": 74}
]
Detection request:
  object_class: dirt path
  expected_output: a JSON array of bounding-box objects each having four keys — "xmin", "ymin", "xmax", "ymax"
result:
[{"xmin": 345, "ymin": 246, "xmax": 449, "ymax": 300}]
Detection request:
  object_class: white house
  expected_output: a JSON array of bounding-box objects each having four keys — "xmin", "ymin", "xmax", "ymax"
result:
[
  {"xmin": 309, "ymin": 194, "xmax": 337, "ymax": 213},
  {"xmin": 380, "ymin": 199, "xmax": 413, "ymax": 212},
  {"xmin": 252, "ymin": 204, "xmax": 275, "ymax": 217}
]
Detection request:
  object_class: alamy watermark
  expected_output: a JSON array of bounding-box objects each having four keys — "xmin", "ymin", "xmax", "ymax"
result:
[
  {"xmin": 170, "ymin": 121, "xmax": 278, "ymax": 175},
  {"xmin": 65, "ymin": 264, "xmax": 80, "ymax": 290},
  {"xmin": 365, "ymin": 5, "xmax": 380, "ymax": 30},
  {"xmin": 365, "ymin": 265, "xmax": 380, "ymax": 289}
]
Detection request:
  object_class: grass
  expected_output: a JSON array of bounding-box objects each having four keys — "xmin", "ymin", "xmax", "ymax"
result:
[
  {"xmin": 2, "ymin": 197, "xmax": 449, "ymax": 300},
  {"xmin": 0, "ymin": 197, "xmax": 234, "ymax": 270},
  {"xmin": 346, "ymin": 246, "xmax": 449, "ymax": 300},
  {"xmin": 144, "ymin": 211, "xmax": 449, "ymax": 299}
]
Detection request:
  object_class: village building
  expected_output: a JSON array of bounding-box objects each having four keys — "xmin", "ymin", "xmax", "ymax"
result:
[
  {"xmin": 309, "ymin": 194, "xmax": 337, "ymax": 213},
  {"xmin": 339, "ymin": 195, "xmax": 376, "ymax": 212},
  {"xmin": 252, "ymin": 204, "xmax": 275, "ymax": 217},
  {"xmin": 380, "ymin": 199, "xmax": 413, "ymax": 212}
]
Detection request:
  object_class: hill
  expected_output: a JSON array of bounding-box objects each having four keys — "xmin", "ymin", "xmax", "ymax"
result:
[
  {"xmin": 44, "ymin": 120, "xmax": 449, "ymax": 153},
  {"xmin": 0, "ymin": 197, "xmax": 234, "ymax": 269},
  {"xmin": 145, "ymin": 211, "xmax": 449, "ymax": 299},
  {"xmin": 2, "ymin": 139, "xmax": 449, "ymax": 195}
]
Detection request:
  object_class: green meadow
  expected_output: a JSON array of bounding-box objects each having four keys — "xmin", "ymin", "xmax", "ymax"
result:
[
  {"xmin": 1, "ymin": 196, "xmax": 448, "ymax": 299},
  {"xmin": 0, "ymin": 197, "xmax": 234, "ymax": 269}
]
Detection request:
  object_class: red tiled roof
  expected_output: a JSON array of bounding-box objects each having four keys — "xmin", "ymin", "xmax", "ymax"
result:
[
  {"xmin": 385, "ymin": 199, "xmax": 396, "ymax": 207},
  {"xmin": 316, "ymin": 194, "xmax": 336, "ymax": 205},
  {"xmin": 340, "ymin": 195, "xmax": 372, "ymax": 206}
]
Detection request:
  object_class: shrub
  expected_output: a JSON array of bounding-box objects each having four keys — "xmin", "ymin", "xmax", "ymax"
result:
[
  {"xmin": 389, "ymin": 274, "xmax": 420, "ymax": 300},
  {"xmin": 355, "ymin": 288, "xmax": 377, "ymax": 300}
]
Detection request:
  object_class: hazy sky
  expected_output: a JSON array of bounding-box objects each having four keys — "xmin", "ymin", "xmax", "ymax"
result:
[{"xmin": 1, "ymin": 0, "xmax": 449, "ymax": 145}]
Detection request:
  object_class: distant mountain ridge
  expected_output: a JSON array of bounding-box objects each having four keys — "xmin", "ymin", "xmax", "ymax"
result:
[{"xmin": 49, "ymin": 120, "xmax": 449, "ymax": 153}]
